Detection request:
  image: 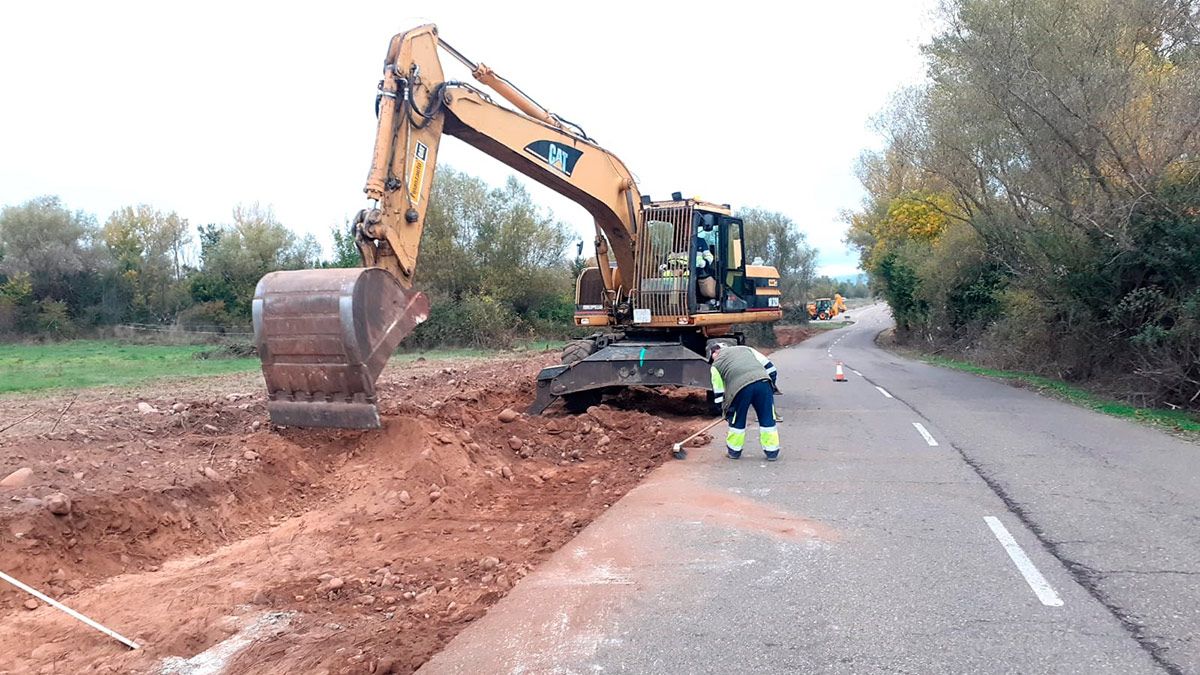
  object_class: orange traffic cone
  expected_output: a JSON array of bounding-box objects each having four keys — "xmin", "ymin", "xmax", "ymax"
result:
[{"xmin": 834, "ymin": 361, "xmax": 847, "ymax": 382}]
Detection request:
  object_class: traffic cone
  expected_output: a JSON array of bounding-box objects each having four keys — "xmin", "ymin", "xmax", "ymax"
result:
[{"xmin": 834, "ymin": 361, "xmax": 847, "ymax": 382}]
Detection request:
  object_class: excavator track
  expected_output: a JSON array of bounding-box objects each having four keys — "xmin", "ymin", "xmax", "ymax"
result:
[{"xmin": 252, "ymin": 268, "xmax": 429, "ymax": 429}]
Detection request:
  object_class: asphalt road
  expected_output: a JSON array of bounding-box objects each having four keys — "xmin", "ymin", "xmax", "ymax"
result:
[{"xmin": 422, "ymin": 304, "xmax": 1200, "ymax": 674}]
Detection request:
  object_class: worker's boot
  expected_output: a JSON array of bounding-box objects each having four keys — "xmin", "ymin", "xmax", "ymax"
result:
[
  {"xmin": 726, "ymin": 447, "xmax": 742, "ymax": 460},
  {"xmin": 764, "ymin": 450, "xmax": 779, "ymax": 461}
]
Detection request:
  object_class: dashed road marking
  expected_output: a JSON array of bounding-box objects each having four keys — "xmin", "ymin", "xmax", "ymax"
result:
[
  {"xmin": 875, "ymin": 386, "xmax": 893, "ymax": 399},
  {"xmin": 851, "ymin": 369, "xmax": 863, "ymax": 377},
  {"xmin": 984, "ymin": 516, "xmax": 1064, "ymax": 607},
  {"xmin": 911, "ymin": 422, "xmax": 938, "ymax": 446}
]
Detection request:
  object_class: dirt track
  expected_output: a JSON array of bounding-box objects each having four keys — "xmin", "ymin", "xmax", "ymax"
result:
[{"xmin": 0, "ymin": 353, "xmax": 710, "ymax": 674}]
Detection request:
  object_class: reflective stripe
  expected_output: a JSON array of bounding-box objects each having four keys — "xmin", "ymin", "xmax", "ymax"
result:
[
  {"xmin": 753, "ymin": 349, "xmax": 777, "ymax": 384},
  {"xmin": 710, "ymin": 366, "xmax": 725, "ymax": 395},
  {"xmin": 713, "ymin": 395, "xmax": 724, "ymax": 404},
  {"xmin": 760, "ymin": 425, "xmax": 780, "ymax": 452},
  {"xmin": 726, "ymin": 428, "xmax": 746, "ymax": 451}
]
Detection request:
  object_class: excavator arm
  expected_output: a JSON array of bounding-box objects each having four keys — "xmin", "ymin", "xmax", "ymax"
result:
[
  {"xmin": 357, "ymin": 24, "xmax": 640, "ymax": 293},
  {"xmin": 252, "ymin": 24, "xmax": 643, "ymax": 429}
]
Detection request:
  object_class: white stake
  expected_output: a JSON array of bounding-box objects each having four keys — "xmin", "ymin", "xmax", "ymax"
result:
[{"xmin": 0, "ymin": 569, "xmax": 141, "ymax": 650}]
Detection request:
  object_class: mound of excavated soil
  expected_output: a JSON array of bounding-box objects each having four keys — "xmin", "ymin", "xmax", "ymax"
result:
[
  {"xmin": 774, "ymin": 325, "xmax": 817, "ymax": 347},
  {"xmin": 0, "ymin": 354, "xmax": 709, "ymax": 674}
]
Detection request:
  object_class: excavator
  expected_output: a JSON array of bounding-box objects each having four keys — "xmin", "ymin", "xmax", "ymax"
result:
[
  {"xmin": 807, "ymin": 293, "xmax": 847, "ymax": 321},
  {"xmin": 252, "ymin": 24, "xmax": 783, "ymax": 429}
]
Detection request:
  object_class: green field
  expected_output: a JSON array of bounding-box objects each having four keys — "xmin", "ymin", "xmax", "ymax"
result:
[
  {"xmin": 923, "ymin": 355, "xmax": 1200, "ymax": 435},
  {"xmin": 0, "ymin": 340, "xmax": 261, "ymax": 394},
  {"xmin": 807, "ymin": 320, "xmax": 854, "ymax": 330},
  {"xmin": 0, "ymin": 339, "xmax": 565, "ymax": 395}
]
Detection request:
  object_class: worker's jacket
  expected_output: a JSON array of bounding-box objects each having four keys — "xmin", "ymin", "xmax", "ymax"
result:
[{"xmin": 710, "ymin": 346, "xmax": 777, "ymax": 413}]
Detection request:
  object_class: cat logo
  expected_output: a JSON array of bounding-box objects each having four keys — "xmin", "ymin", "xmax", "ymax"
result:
[
  {"xmin": 548, "ymin": 144, "xmax": 570, "ymax": 172},
  {"xmin": 408, "ymin": 142, "xmax": 429, "ymax": 204},
  {"xmin": 524, "ymin": 140, "xmax": 583, "ymax": 177}
]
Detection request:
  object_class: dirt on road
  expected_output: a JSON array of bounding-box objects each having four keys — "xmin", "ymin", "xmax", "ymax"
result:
[{"xmin": 0, "ymin": 353, "xmax": 711, "ymax": 674}]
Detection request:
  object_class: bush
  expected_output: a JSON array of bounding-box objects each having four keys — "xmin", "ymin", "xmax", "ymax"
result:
[
  {"xmin": 175, "ymin": 301, "xmax": 245, "ymax": 333},
  {"xmin": 405, "ymin": 296, "xmax": 526, "ymax": 349},
  {"xmin": 844, "ymin": 0, "xmax": 1200, "ymax": 410},
  {"xmin": 35, "ymin": 300, "xmax": 76, "ymax": 338},
  {"xmin": 194, "ymin": 341, "xmax": 257, "ymax": 359},
  {"xmin": 0, "ymin": 298, "xmax": 19, "ymax": 335},
  {"xmin": 738, "ymin": 322, "xmax": 778, "ymax": 349}
]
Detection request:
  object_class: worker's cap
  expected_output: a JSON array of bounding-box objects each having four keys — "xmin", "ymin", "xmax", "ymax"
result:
[{"xmin": 707, "ymin": 343, "xmax": 724, "ymax": 361}]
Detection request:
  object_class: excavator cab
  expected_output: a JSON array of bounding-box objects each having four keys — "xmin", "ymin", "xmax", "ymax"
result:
[
  {"xmin": 575, "ymin": 201, "xmax": 773, "ymax": 323},
  {"xmin": 719, "ymin": 215, "xmax": 749, "ymax": 312}
]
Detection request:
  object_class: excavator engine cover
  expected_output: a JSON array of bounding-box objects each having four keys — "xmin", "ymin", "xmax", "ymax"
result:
[{"xmin": 252, "ymin": 268, "xmax": 429, "ymax": 429}]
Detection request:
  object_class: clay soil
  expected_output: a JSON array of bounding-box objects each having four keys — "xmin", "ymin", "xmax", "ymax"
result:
[
  {"xmin": 773, "ymin": 325, "xmax": 818, "ymax": 347},
  {"xmin": 0, "ymin": 353, "xmax": 710, "ymax": 674}
]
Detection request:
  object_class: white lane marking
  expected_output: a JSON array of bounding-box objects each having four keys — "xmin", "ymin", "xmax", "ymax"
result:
[
  {"xmin": 984, "ymin": 516, "xmax": 1064, "ymax": 607},
  {"xmin": 911, "ymin": 422, "xmax": 938, "ymax": 446},
  {"xmin": 875, "ymin": 386, "xmax": 893, "ymax": 399},
  {"xmin": 851, "ymin": 369, "xmax": 863, "ymax": 377}
]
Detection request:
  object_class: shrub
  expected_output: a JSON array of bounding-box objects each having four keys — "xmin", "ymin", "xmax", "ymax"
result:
[
  {"xmin": 405, "ymin": 296, "xmax": 525, "ymax": 349},
  {"xmin": 175, "ymin": 301, "xmax": 245, "ymax": 333},
  {"xmin": 35, "ymin": 299, "xmax": 76, "ymax": 338}
]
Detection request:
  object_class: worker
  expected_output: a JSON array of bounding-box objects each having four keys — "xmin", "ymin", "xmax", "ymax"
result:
[
  {"xmin": 709, "ymin": 343, "xmax": 780, "ymax": 461},
  {"xmin": 695, "ymin": 233, "xmax": 719, "ymax": 307}
]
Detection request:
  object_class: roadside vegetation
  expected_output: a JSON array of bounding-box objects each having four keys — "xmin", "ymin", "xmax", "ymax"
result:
[
  {"xmin": 846, "ymin": 0, "xmax": 1200, "ymax": 414},
  {"xmin": 922, "ymin": 354, "xmax": 1200, "ymax": 437},
  {"xmin": 807, "ymin": 320, "xmax": 853, "ymax": 331},
  {"xmin": 1, "ymin": 167, "xmax": 827, "ymax": 352}
]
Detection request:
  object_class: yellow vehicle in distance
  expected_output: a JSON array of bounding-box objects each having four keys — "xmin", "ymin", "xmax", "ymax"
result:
[{"xmin": 807, "ymin": 293, "xmax": 847, "ymax": 321}]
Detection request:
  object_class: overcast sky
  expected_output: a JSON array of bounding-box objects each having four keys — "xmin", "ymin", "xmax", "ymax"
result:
[{"xmin": 0, "ymin": 1, "xmax": 935, "ymax": 277}]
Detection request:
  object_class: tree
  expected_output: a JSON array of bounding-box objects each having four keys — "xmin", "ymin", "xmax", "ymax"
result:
[
  {"xmin": 845, "ymin": 0, "xmax": 1200, "ymax": 408},
  {"xmin": 0, "ymin": 196, "xmax": 100, "ymax": 312},
  {"xmin": 737, "ymin": 207, "xmax": 818, "ymax": 307},
  {"xmin": 328, "ymin": 221, "xmax": 362, "ymax": 268},
  {"xmin": 474, "ymin": 177, "xmax": 573, "ymax": 316},
  {"xmin": 405, "ymin": 167, "xmax": 576, "ymax": 346},
  {"xmin": 189, "ymin": 203, "xmax": 321, "ymax": 320},
  {"xmin": 101, "ymin": 205, "xmax": 191, "ymax": 322},
  {"xmin": 415, "ymin": 169, "xmax": 572, "ymax": 312}
]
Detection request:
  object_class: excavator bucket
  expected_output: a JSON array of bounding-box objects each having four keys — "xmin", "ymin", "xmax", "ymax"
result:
[{"xmin": 252, "ymin": 268, "xmax": 429, "ymax": 429}]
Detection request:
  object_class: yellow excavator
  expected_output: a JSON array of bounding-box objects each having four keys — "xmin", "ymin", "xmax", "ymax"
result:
[
  {"xmin": 252, "ymin": 24, "xmax": 783, "ymax": 428},
  {"xmin": 807, "ymin": 293, "xmax": 846, "ymax": 321}
]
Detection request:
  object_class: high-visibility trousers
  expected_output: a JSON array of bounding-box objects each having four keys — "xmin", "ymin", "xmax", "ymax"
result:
[{"xmin": 726, "ymin": 380, "xmax": 779, "ymax": 453}]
